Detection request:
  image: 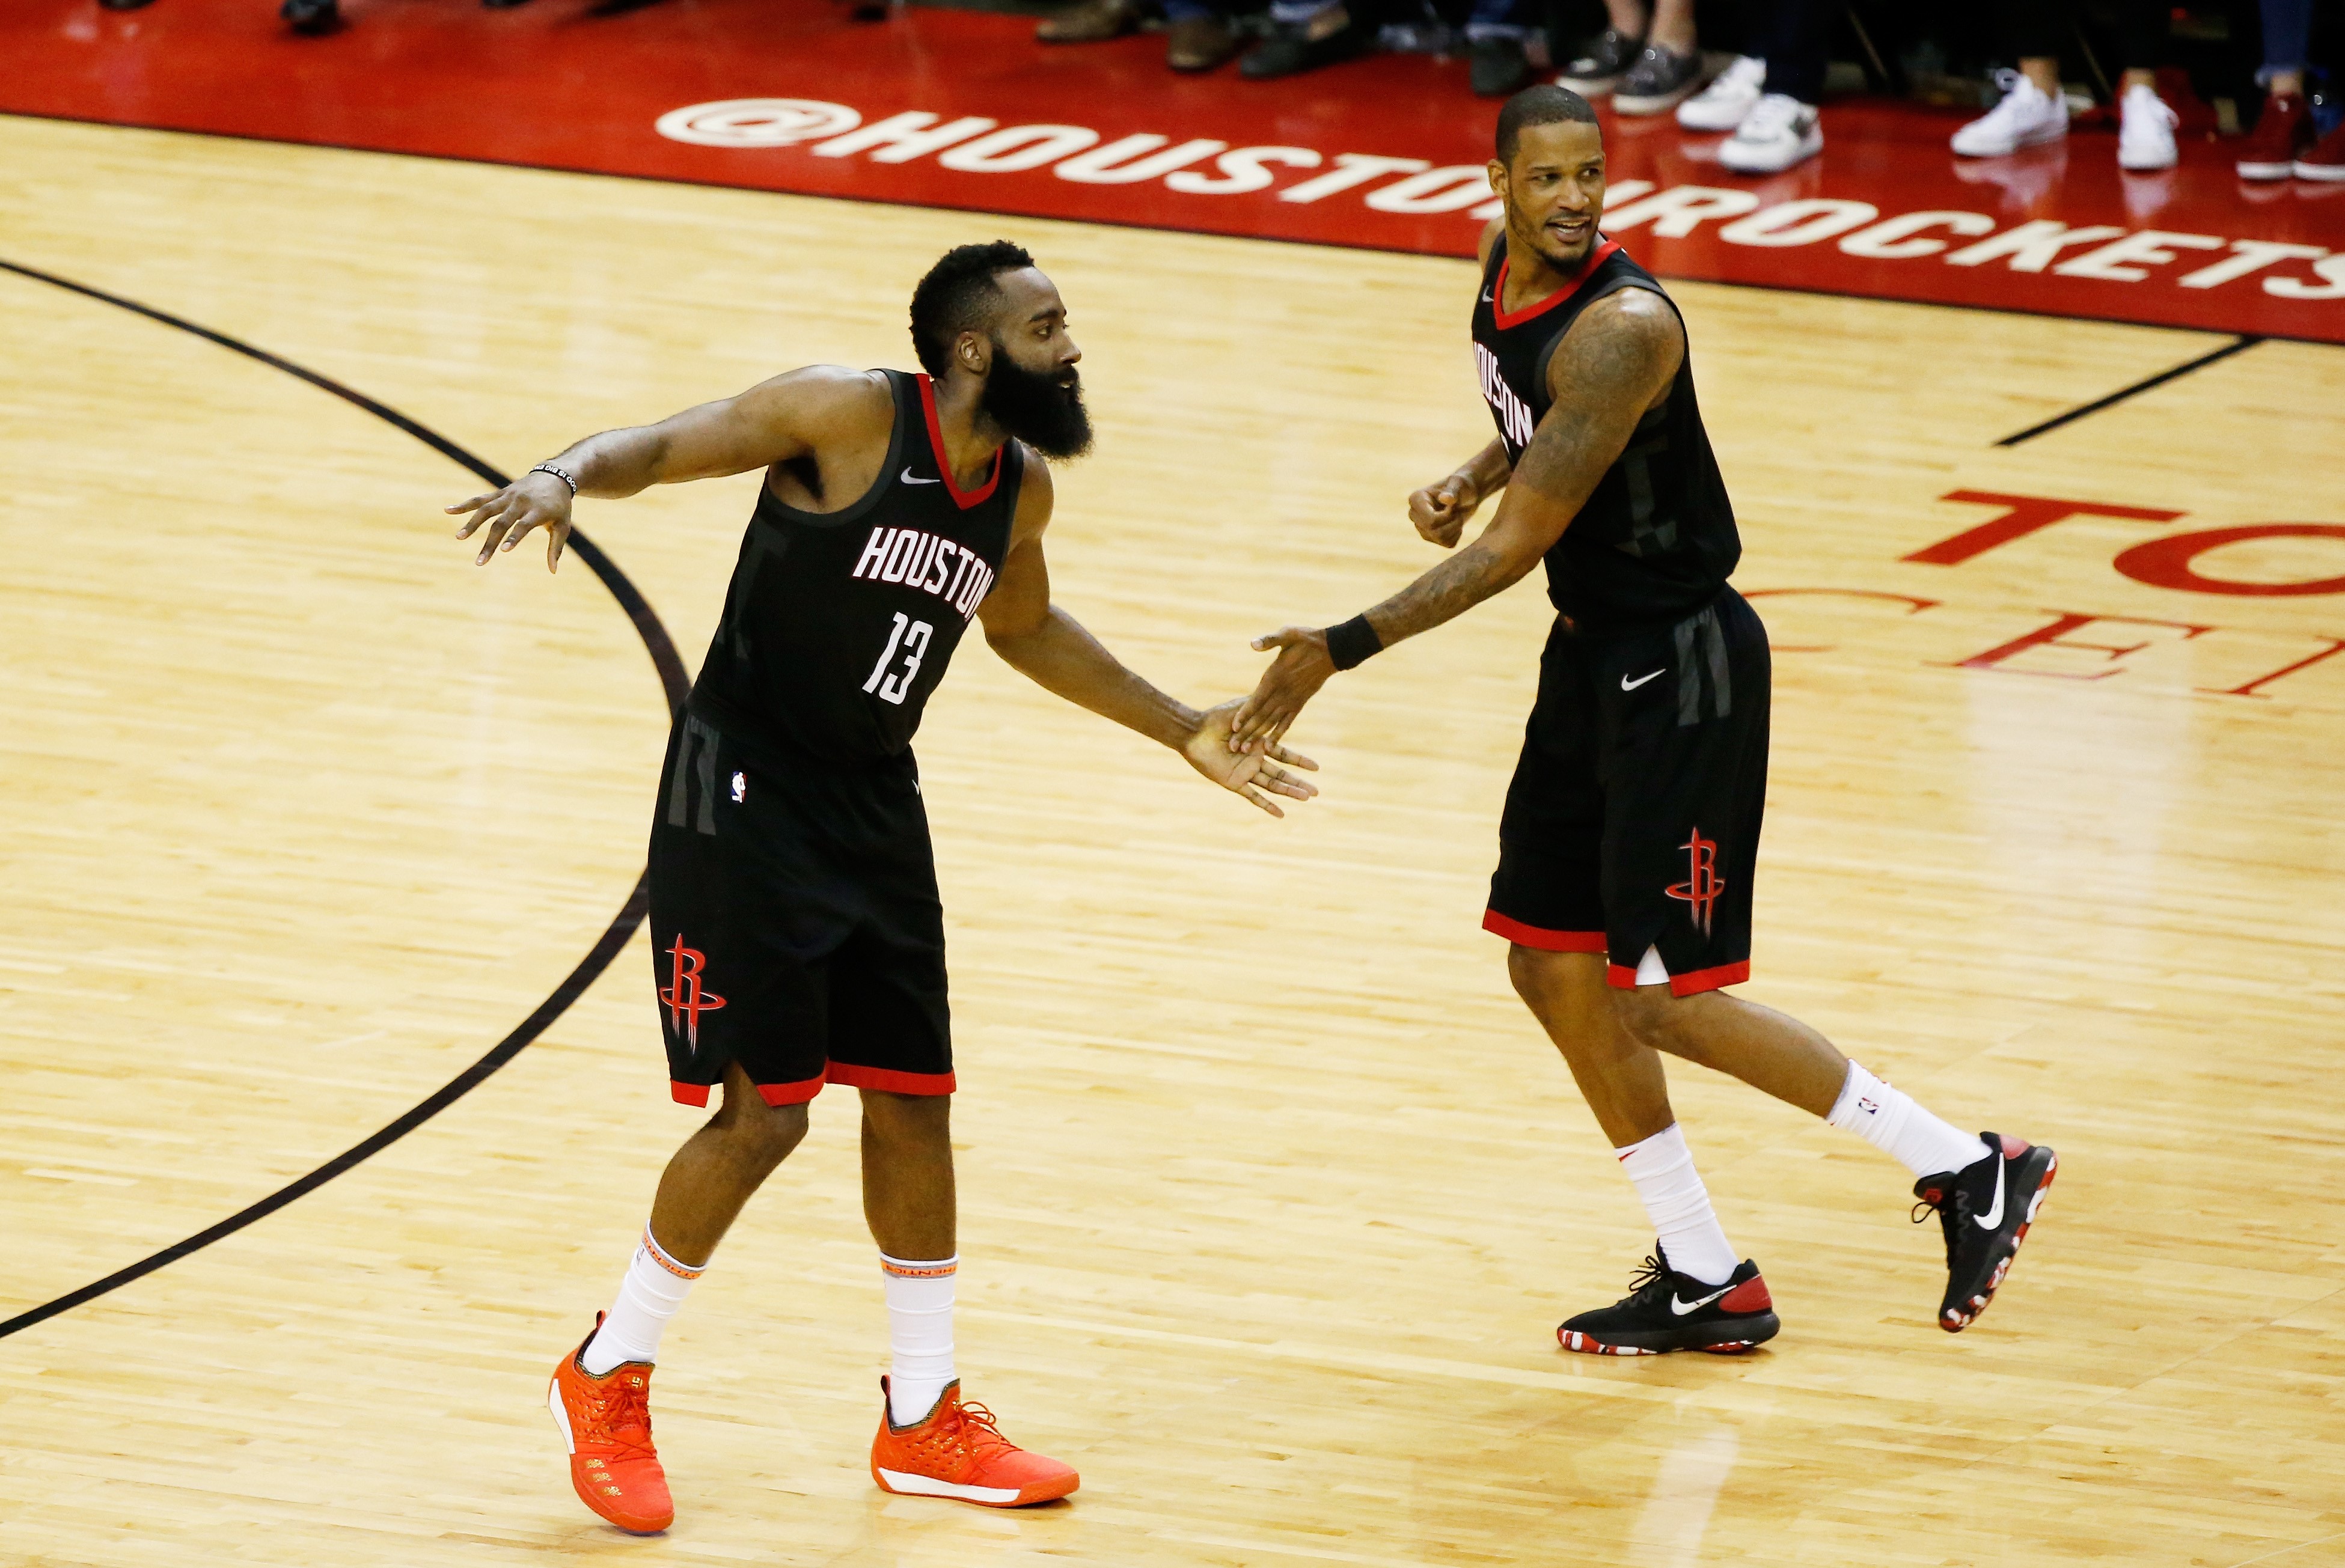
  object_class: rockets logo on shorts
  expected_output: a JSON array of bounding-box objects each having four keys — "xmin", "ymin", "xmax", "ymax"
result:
[
  {"xmin": 1665, "ymin": 828, "xmax": 1726, "ymax": 936},
  {"xmin": 660, "ymin": 934, "xmax": 727, "ymax": 1047},
  {"xmin": 850, "ymin": 524, "xmax": 998, "ymax": 620}
]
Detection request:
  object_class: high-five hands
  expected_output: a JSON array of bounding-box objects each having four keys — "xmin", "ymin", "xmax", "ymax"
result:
[
  {"xmin": 1231, "ymin": 627, "xmax": 1336, "ymax": 755},
  {"xmin": 449, "ymin": 471, "xmax": 576, "ymax": 572},
  {"xmin": 1407, "ymin": 471, "xmax": 1482, "ymax": 549},
  {"xmin": 1184, "ymin": 700, "xmax": 1319, "ymax": 817}
]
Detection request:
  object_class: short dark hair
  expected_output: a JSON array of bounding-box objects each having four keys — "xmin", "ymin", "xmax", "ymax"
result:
[
  {"xmin": 1494, "ymin": 85, "xmax": 1598, "ymax": 165},
  {"xmin": 909, "ymin": 240, "xmax": 1036, "ymax": 376}
]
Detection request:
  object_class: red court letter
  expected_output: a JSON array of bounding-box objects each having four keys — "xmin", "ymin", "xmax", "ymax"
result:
[
  {"xmin": 1741, "ymin": 588, "xmax": 1939, "ymax": 652},
  {"xmin": 1905, "ymin": 490, "xmax": 2184, "ymax": 566},
  {"xmin": 2113, "ymin": 524, "xmax": 2345, "ymax": 597},
  {"xmin": 1948, "ymin": 611, "xmax": 2212, "ymax": 681}
]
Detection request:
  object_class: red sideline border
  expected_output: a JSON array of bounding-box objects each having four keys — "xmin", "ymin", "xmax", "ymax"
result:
[{"xmin": 5, "ymin": 0, "xmax": 2342, "ymax": 343}]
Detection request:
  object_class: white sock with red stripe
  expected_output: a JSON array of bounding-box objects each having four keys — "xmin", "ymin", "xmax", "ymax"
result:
[
  {"xmin": 882, "ymin": 1253, "xmax": 958, "ymax": 1426},
  {"xmin": 1827, "ymin": 1061, "xmax": 1993, "ymax": 1179},
  {"xmin": 1616, "ymin": 1123, "xmax": 1740, "ymax": 1287},
  {"xmin": 581, "ymin": 1225, "xmax": 703, "ymax": 1376}
]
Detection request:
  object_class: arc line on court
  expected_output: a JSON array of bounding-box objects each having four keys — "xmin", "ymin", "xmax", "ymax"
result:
[
  {"xmin": 0, "ymin": 254, "xmax": 689, "ymax": 1343},
  {"xmin": 1995, "ymin": 334, "xmax": 2263, "ymax": 448}
]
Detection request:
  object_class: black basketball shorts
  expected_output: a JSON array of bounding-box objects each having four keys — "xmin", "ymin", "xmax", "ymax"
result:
[
  {"xmin": 1483, "ymin": 587, "xmax": 1770, "ymax": 996},
  {"xmin": 647, "ymin": 704, "xmax": 953, "ymax": 1108}
]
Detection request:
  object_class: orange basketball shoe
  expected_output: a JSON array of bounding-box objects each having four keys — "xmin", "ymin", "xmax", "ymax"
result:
[
  {"xmin": 546, "ymin": 1316, "xmax": 674, "ymax": 1534},
  {"xmin": 869, "ymin": 1379, "xmax": 1080, "ymax": 1507}
]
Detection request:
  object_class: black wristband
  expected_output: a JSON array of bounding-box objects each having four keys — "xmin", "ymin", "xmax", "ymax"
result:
[{"xmin": 1324, "ymin": 614, "xmax": 1384, "ymax": 671}]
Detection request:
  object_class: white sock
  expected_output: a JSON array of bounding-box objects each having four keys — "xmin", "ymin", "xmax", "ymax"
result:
[
  {"xmin": 882, "ymin": 1253, "xmax": 958, "ymax": 1426},
  {"xmin": 1828, "ymin": 1061, "xmax": 1993, "ymax": 1179},
  {"xmin": 1615, "ymin": 1124, "xmax": 1740, "ymax": 1287},
  {"xmin": 580, "ymin": 1226, "xmax": 703, "ymax": 1376}
]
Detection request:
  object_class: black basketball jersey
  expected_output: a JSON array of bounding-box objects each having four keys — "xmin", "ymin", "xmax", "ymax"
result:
[
  {"xmin": 1471, "ymin": 236, "xmax": 1740, "ymax": 638},
  {"xmin": 688, "ymin": 369, "xmax": 1023, "ymax": 765}
]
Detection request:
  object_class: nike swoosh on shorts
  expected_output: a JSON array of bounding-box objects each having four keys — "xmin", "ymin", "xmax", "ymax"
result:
[{"xmin": 1622, "ymin": 668, "xmax": 1666, "ymax": 691}]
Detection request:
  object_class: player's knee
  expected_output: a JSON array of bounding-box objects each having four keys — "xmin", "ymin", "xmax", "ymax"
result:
[
  {"xmin": 860, "ymin": 1088, "xmax": 950, "ymax": 1147},
  {"xmin": 718, "ymin": 1099, "xmax": 809, "ymax": 1168},
  {"xmin": 1610, "ymin": 986, "xmax": 1705, "ymax": 1061}
]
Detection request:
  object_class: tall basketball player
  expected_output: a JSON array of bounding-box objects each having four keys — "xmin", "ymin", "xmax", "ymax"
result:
[
  {"xmin": 1232, "ymin": 89, "xmax": 2056, "ymax": 1356},
  {"xmin": 451, "ymin": 242, "xmax": 1316, "ymax": 1531}
]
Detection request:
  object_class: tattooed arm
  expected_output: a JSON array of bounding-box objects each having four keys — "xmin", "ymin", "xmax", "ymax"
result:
[{"xmin": 1231, "ymin": 289, "xmax": 1685, "ymax": 750}]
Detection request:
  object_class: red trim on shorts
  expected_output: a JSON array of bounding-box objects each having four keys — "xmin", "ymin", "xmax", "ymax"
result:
[
  {"xmin": 1490, "ymin": 240, "xmax": 1621, "ymax": 330},
  {"xmin": 1604, "ymin": 959, "xmax": 1752, "ymax": 995},
  {"xmin": 1668, "ymin": 960, "xmax": 1749, "ymax": 997},
  {"xmin": 916, "ymin": 373, "xmax": 1001, "ymax": 510},
  {"xmin": 670, "ymin": 1076, "xmax": 827, "ymax": 1108},
  {"xmin": 825, "ymin": 1063, "xmax": 958, "ymax": 1096},
  {"xmin": 1482, "ymin": 910, "xmax": 1607, "ymax": 953}
]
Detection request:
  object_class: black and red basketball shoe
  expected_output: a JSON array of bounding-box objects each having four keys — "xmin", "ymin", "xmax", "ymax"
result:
[
  {"xmin": 1914, "ymin": 1132, "xmax": 2058, "ymax": 1332},
  {"xmin": 1556, "ymin": 1246, "xmax": 1781, "ymax": 1356}
]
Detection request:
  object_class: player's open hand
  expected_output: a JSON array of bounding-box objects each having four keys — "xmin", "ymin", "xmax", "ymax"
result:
[
  {"xmin": 448, "ymin": 471, "xmax": 575, "ymax": 573},
  {"xmin": 1408, "ymin": 472, "xmax": 1479, "ymax": 549},
  {"xmin": 1231, "ymin": 627, "xmax": 1336, "ymax": 754},
  {"xmin": 1184, "ymin": 700, "xmax": 1319, "ymax": 817}
]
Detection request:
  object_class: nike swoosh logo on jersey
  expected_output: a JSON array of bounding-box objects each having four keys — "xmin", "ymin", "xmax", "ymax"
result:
[
  {"xmin": 900, "ymin": 468, "xmax": 940, "ymax": 485},
  {"xmin": 1481, "ymin": 288, "xmax": 1494, "ymax": 302},
  {"xmin": 1670, "ymin": 1284, "xmax": 1732, "ymax": 1316},
  {"xmin": 1622, "ymin": 668, "xmax": 1666, "ymax": 691},
  {"xmin": 1974, "ymin": 1154, "xmax": 2007, "ymax": 1230}
]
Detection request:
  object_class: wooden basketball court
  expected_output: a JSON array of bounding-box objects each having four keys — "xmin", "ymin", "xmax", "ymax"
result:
[{"xmin": 5, "ymin": 111, "xmax": 2344, "ymax": 1567}]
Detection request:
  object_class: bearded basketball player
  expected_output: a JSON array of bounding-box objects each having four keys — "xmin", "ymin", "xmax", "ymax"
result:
[
  {"xmin": 451, "ymin": 242, "xmax": 1316, "ymax": 1531},
  {"xmin": 1232, "ymin": 89, "xmax": 2056, "ymax": 1357}
]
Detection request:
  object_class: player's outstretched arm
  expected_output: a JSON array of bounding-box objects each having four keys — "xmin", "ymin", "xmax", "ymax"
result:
[
  {"xmin": 1232, "ymin": 290, "xmax": 1684, "ymax": 752},
  {"xmin": 445, "ymin": 367, "xmax": 888, "ymax": 573},
  {"xmin": 977, "ymin": 460, "xmax": 1319, "ymax": 817},
  {"xmin": 1408, "ymin": 438, "xmax": 1514, "ymax": 549}
]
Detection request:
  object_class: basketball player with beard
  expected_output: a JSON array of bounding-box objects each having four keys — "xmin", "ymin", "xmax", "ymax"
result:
[
  {"xmin": 1232, "ymin": 88, "xmax": 2056, "ymax": 1358},
  {"xmin": 451, "ymin": 242, "xmax": 1316, "ymax": 1532}
]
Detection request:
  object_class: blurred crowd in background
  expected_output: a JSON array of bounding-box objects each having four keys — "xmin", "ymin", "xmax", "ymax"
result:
[{"xmin": 93, "ymin": 0, "xmax": 2344, "ymax": 183}]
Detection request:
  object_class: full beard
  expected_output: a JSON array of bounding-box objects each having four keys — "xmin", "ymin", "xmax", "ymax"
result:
[
  {"xmin": 1509, "ymin": 198, "xmax": 1599, "ymax": 273},
  {"xmin": 981, "ymin": 349, "xmax": 1095, "ymax": 462}
]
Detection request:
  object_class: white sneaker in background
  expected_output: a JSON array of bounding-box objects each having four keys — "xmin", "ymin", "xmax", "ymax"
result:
[
  {"xmin": 2117, "ymin": 82, "xmax": 2180, "ymax": 170},
  {"xmin": 1719, "ymin": 93, "xmax": 1822, "ymax": 174},
  {"xmin": 1678, "ymin": 55, "xmax": 1767, "ymax": 131},
  {"xmin": 1951, "ymin": 69, "xmax": 2070, "ymax": 157}
]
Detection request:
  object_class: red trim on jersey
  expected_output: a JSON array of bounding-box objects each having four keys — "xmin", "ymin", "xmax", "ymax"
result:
[
  {"xmin": 1481, "ymin": 910, "xmax": 1607, "ymax": 953},
  {"xmin": 1490, "ymin": 239, "xmax": 1622, "ymax": 331},
  {"xmin": 825, "ymin": 1062, "xmax": 958, "ymax": 1096},
  {"xmin": 916, "ymin": 373, "xmax": 1002, "ymax": 511}
]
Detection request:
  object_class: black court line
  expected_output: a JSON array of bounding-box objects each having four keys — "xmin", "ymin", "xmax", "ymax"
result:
[
  {"xmin": 1996, "ymin": 335, "xmax": 2264, "ymax": 448},
  {"xmin": 0, "ymin": 256, "xmax": 688, "ymax": 1343}
]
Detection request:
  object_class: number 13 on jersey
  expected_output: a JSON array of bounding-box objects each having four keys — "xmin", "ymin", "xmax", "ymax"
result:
[{"xmin": 863, "ymin": 612, "xmax": 934, "ymax": 706}]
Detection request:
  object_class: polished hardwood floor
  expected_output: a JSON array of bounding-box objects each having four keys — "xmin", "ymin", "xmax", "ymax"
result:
[{"xmin": 4, "ymin": 111, "xmax": 2343, "ymax": 1568}]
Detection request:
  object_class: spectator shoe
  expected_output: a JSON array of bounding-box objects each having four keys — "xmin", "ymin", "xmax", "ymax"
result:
[
  {"xmin": 1677, "ymin": 54, "xmax": 1767, "ymax": 131},
  {"xmin": 1470, "ymin": 36, "xmax": 1534, "ymax": 97},
  {"xmin": 1241, "ymin": 5, "xmax": 1367, "ymax": 79},
  {"xmin": 1166, "ymin": 11, "xmax": 1239, "ymax": 70},
  {"xmin": 280, "ymin": 0, "xmax": 340, "ymax": 32},
  {"xmin": 1951, "ymin": 70, "xmax": 2070, "ymax": 157},
  {"xmin": 2236, "ymin": 93, "xmax": 2312, "ymax": 179},
  {"xmin": 2116, "ymin": 82, "xmax": 2178, "ymax": 171},
  {"xmin": 1556, "ymin": 28, "xmax": 1642, "ymax": 96},
  {"xmin": 1614, "ymin": 44, "xmax": 1706, "ymax": 115},
  {"xmin": 1719, "ymin": 93, "xmax": 1823, "ymax": 174},
  {"xmin": 2299, "ymin": 117, "xmax": 2345, "ymax": 182},
  {"xmin": 1037, "ymin": 0, "xmax": 1146, "ymax": 44}
]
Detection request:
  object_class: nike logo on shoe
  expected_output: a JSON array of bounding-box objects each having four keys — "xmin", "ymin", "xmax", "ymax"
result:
[
  {"xmin": 1669, "ymin": 1284, "xmax": 1732, "ymax": 1316},
  {"xmin": 1974, "ymin": 1154, "xmax": 2007, "ymax": 1229},
  {"xmin": 900, "ymin": 468, "xmax": 940, "ymax": 485},
  {"xmin": 1622, "ymin": 668, "xmax": 1666, "ymax": 691}
]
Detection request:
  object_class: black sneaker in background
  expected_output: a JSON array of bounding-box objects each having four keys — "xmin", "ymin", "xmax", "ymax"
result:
[
  {"xmin": 1557, "ymin": 1247, "xmax": 1780, "ymax": 1356},
  {"xmin": 1470, "ymin": 36, "xmax": 1533, "ymax": 97},
  {"xmin": 1613, "ymin": 44, "xmax": 1707, "ymax": 114},
  {"xmin": 1556, "ymin": 27, "xmax": 1641, "ymax": 95},
  {"xmin": 1240, "ymin": 7, "xmax": 1368, "ymax": 79},
  {"xmin": 1914, "ymin": 1132, "xmax": 2058, "ymax": 1333}
]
